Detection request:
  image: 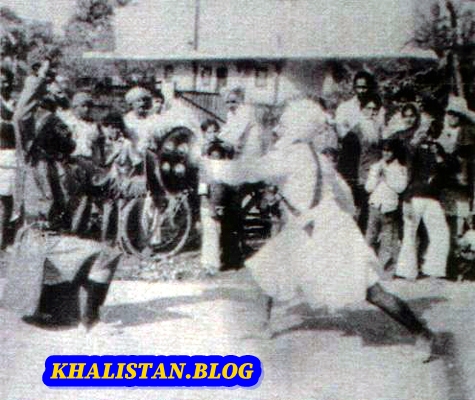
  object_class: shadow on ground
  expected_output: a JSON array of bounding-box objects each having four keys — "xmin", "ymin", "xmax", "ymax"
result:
[
  {"xmin": 102, "ymin": 286, "xmax": 470, "ymax": 399},
  {"xmin": 103, "ymin": 286, "xmax": 447, "ymax": 350},
  {"xmin": 101, "ymin": 286, "xmax": 255, "ymax": 327},
  {"xmin": 274, "ymin": 297, "xmax": 447, "ymax": 346}
]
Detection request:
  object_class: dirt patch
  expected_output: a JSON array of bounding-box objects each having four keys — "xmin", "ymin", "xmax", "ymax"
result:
[{"xmin": 115, "ymin": 250, "xmax": 209, "ymax": 281}]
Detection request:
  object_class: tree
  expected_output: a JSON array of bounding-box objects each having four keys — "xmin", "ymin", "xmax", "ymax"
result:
[
  {"xmin": 1, "ymin": 7, "xmax": 27, "ymax": 60},
  {"xmin": 59, "ymin": 0, "xmax": 116, "ymax": 91},
  {"xmin": 63, "ymin": 0, "xmax": 115, "ymax": 52},
  {"xmin": 0, "ymin": 6, "xmax": 59, "ymax": 81},
  {"xmin": 413, "ymin": 0, "xmax": 475, "ymax": 102}
]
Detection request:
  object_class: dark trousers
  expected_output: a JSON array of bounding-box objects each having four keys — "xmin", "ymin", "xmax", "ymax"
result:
[
  {"xmin": 366, "ymin": 207, "xmax": 400, "ymax": 277},
  {"xmin": 367, "ymin": 283, "xmax": 431, "ymax": 338},
  {"xmin": 446, "ymin": 215, "xmax": 468, "ymax": 280},
  {"xmin": 0, "ymin": 195, "xmax": 13, "ymax": 249},
  {"xmin": 219, "ymin": 185, "xmax": 244, "ymax": 270},
  {"xmin": 37, "ymin": 282, "xmax": 81, "ymax": 326},
  {"xmin": 354, "ymin": 185, "xmax": 369, "ymax": 233}
]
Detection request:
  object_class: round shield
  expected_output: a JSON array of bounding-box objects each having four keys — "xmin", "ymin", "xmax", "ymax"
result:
[{"xmin": 156, "ymin": 126, "xmax": 197, "ymax": 194}]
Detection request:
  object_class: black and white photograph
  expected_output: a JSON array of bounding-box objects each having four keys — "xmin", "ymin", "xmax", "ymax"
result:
[{"xmin": 1, "ymin": 0, "xmax": 475, "ymax": 398}]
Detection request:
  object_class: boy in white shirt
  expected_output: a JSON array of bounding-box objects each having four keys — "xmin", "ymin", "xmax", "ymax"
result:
[
  {"xmin": 365, "ymin": 139, "xmax": 408, "ymax": 278},
  {"xmin": 198, "ymin": 119, "xmax": 225, "ymax": 275}
]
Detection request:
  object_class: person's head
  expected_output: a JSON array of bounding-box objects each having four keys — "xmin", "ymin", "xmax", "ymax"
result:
[
  {"xmin": 0, "ymin": 67, "xmax": 14, "ymax": 98},
  {"xmin": 39, "ymin": 93, "xmax": 58, "ymax": 113},
  {"xmin": 31, "ymin": 59, "xmax": 59, "ymax": 84},
  {"xmin": 273, "ymin": 98, "xmax": 328, "ymax": 150},
  {"xmin": 353, "ymin": 71, "xmax": 377, "ymax": 101},
  {"xmin": 419, "ymin": 95, "xmax": 443, "ymax": 118},
  {"xmin": 101, "ymin": 111, "xmax": 126, "ymax": 146},
  {"xmin": 446, "ymin": 111, "xmax": 462, "ymax": 128},
  {"xmin": 47, "ymin": 76, "xmax": 71, "ymax": 110},
  {"xmin": 72, "ymin": 92, "xmax": 94, "ymax": 121},
  {"xmin": 445, "ymin": 96, "xmax": 472, "ymax": 128},
  {"xmin": 401, "ymin": 103, "xmax": 420, "ymax": 130},
  {"xmin": 45, "ymin": 61, "xmax": 59, "ymax": 84},
  {"xmin": 360, "ymin": 93, "xmax": 382, "ymax": 119},
  {"xmin": 381, "ymin": 139, "xmax": 405, "ymax": 164},
  {"xmin": 152, "ymin": 90, "xmax": 165, "ymax": 114},
  {"xmin": 381, "ymin": 140, "xmax": 396, "ymax": 163},
  {"xmin": 125, "ymin": 86, "xmax": 152, "ymax": 117},
  {"xmin": 393, "ymin": 86, "xmax": 416, "ymax": 107},
  {"xmin": 226, "ymin": 87, "xmax": 245, "ymax": 114},
  {"xmin": 201, "ymin": 118, "xmax": 220, "ymax": 140}
]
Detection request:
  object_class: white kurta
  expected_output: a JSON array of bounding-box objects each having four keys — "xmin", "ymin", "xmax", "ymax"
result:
[
  {"xmin": 205, "ymin": 142, "xmax": 379, "ymax": 311},
  {"xmin": 124, "ymin": 112, "xmax": 162, "ymax": 154},
  {"xmin": 335, "ymin": 96, "xmax": 385, "ymax": 139},
  {"xmin": 0, "ymin": 149, "xmax": 16, "ymax": 196},
  {"xmin": 63, "ymin": 115, "xmax": 100, "ymax": 158},
  {"xmin": 219, "ymin": 105, "xmax": 262, "ymax": 159}
]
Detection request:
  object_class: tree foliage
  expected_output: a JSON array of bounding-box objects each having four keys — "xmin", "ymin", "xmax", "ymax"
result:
[
  {"xmin": 63, "ymin": 0, "xmax": 115, "ymax": 52},
  {"xmin": 73, "ymin": 0, "xmax": 114, "ymax": 23},
  {"xmin": 0, "ymin": 6, "xmax": 59, "ymax": 83},
  {"xmin": 0, "ymin": 6, "xmax": 56, "ymax": 61},
  {"xmin": 59, "ymin": 0, "xmax": 116, "ymax": 91},
  {"xmin": 413, "ymin": 1, "xmax": 475, "ymax": 102}
]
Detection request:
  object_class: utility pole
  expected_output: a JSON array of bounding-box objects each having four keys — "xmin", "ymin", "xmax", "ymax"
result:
[
  {"xmin": 445, "ymin": 0, "xmax": 464, "ymax": 96},
  {"xmin": 193, "ymin": 0, "xmax": 201, "ymax": 51}
]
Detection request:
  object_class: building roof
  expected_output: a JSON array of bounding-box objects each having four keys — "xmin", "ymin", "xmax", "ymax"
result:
[{"xmin": 85, "ymin": 0, "xmax": 436, "ymax": 60}]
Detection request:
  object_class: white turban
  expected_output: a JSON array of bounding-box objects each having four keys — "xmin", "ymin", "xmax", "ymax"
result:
[
  {"xmin": 71, "ymin": 92, "xmax": 93, "ymax": 107},
  {"xmin": 277, "ymin": 99, "xmax": 334, "ymax": 150},
  {"xmin": 125, "ymin": 86, "xmax": 152, "ymax": 105}
]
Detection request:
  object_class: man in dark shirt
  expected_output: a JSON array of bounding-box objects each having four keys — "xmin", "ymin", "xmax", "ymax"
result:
[
  {"xmin": 396, "ymin": 139, "xmax": 456, "ymax": 280},
  {"xmin": 2, "ymin": 60, "xmax": 121, "ymax": 331}
]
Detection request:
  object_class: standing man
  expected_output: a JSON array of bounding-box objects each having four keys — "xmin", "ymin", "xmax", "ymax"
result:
[
  {"xmin": 335, "ymin": 71, "xmax": 385, "ymax": 231},
  {"xmin": 49, "ymin": 75, "xmax": 73, "ymax": 124},
  {"xmin": 395, "ymin": 139, "xmax": 454, "ymax": 280},
  {"xmin": 66, "ymin": 92, "xmax": 101, "ymax": 160},
  {"xmin": 213, "ymin": 87, "xmax": 260, "ymax": 270},
  {"xmin": 219, "ymin": 87, "xmax": 261, "ymax": 159},
  {"xmin": 0, "ymin": 67, "xmax": 17, "ymax": 249},
  {"xmin": 11, "ymin": 59, "xmax": 63, "ymax": 223},
  {"xmin": 62, "ymin": 92, "xmax": 102, "ymax": 233},
  {"xmin": 2, "ymin": 59, "xmax": 121, "ymax": 331},
  {"xmin": 437, "ymin": 96, "xmax": 475, "ymax": 279},
  {"xmin": 335, "ymin": 71, "xmax": 384, "ymax": 140}
]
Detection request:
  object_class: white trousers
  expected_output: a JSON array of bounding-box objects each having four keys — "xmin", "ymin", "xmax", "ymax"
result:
[
  {"xmin": 396, "ymin": 198, "xmax": 449, "ymax": 279},
  {"xmin": 200, "ymin": 198, "xmax": 221, "ymax": 272}
]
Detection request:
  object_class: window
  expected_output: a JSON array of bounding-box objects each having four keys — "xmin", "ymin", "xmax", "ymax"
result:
[
  {"xmin": 164, "ymin": 65, "xmax": 174, "ymax": 82},
  {"xmin": 200, "ymin": 66, "xmax": 212, "ymax": 87},
  {"xmin": 255, "ymin": 66, "xmax": 268, "ymax": 88},
  {"xmin": 216, "ymin": 66, "xmax": 228, "ymax": 90}
]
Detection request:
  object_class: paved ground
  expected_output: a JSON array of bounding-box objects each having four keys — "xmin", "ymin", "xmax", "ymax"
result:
[{"xmin": 0, "ymin": 270, "xmax": 474, "ymax": 400}]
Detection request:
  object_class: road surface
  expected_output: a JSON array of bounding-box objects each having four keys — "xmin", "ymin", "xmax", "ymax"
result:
[{"xmin": 1, "ymin": 270, "xmax": 473, "ymax": 400}]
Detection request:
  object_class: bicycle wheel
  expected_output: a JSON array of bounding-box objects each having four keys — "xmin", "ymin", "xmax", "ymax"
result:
[
  {"xmin": 118, "ymin": 193, "xmax": 192, "ymax": 261},
  {"xmin": 241, "ymin": 184, "xmax": 282, "ymax": 255}
]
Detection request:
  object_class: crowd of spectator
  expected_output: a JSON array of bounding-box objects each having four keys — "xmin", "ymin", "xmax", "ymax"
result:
[
  {"xmin": 334, "ymin": 71, "xmax": 475, "ymax": 281},
  {"xmin": 2, "ymin": 59, "xmax": 475, "ymax": 333}
]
